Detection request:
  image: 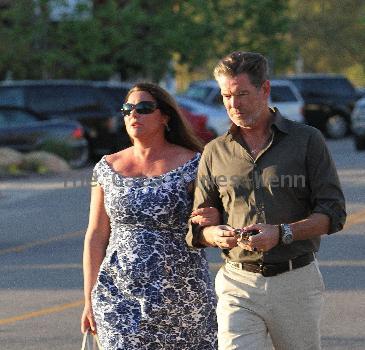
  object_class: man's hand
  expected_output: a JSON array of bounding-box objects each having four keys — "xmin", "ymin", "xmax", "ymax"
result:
[
  {"xmin": 200, "ymin": 225, "xmax": 237, "ymax": 248},
  {"xmin": 191, "ymin": 207, "xmax": 221, "ymax": 227},
  {"xmin": 238, "ymin": 223, "xmax": 280, "ymax": 252}
]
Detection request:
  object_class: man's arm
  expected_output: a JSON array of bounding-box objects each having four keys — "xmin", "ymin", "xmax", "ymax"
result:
[
  {"xmin": 186, "ymin": 146, "xmax": 237, "ymax": 248},
  {"xmin": 245, "ymin": 129, "xmax": 346, "ymax": 252},
  {"xmin": 290, "ymin": 213, "xmax": 330, "ymax": 240},
  {"xmin": 305, "ymin": 128, "xmax": 346, "ymax": 233},
  {"xmin": 245, "ymin": 213, "xmax": 330, "ymax": 252}
]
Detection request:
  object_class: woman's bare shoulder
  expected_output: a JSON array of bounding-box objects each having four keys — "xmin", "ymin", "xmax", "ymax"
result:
[
  {"xmin": 170, "ymin": 145, "xmax": 198, "ymax": 162},
  {"xmin": 105, "ymin": 147, "xmax": 133, "ymax": 164}
]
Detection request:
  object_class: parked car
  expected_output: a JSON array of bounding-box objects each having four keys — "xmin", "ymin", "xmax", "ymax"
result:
[
  {"xmin": 175, "ymin": 95, "xmax": 229, "ymax": 136},
  {"xmin": 179, "ymin": 79, "xmax": 304, "ymax": 135},
  {"xmin": 269, "ymin": 79, "xmax": 304, "ymax": 123},
  {"xmin": 0, "ymin": 107, "xmax": 89, "ymax": 168},
  {"xmin": 91, "ymin": 81, "xmax": 133, "ymax": 149},
  {"xmin": 0, "ymin": 80, "xmax": 121, "ymax": 157},
  {"xmin": 356, "ymin": 87, "xmax": 365, "ymax": 99},
  {"xmin": 351, "ymin": 97, "xmax": 365, "ymax": 150},
  {"xmin": 280, "ymin": 74, "xmax": 359, "ymax": 139},
  {"xmin": 179, "ymin": 107, "xmax": 215, "ymax": 143},
  {"xmin": 92, "ymin": 81, "xmax": 132, "ymax": 111}
]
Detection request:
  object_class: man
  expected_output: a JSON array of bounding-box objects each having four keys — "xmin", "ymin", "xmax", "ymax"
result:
[{"xmin": 186, "ymin": 51, "xmax": 346, "ymax": 350}]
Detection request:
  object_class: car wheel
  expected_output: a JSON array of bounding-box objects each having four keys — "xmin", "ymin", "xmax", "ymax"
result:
[
  {"xmin": 325, "ymin": 114, "xmax": 348, "ymax": 139},
  {"xmin": 354, "ymin": 134, "xmax": 365, "ymax": 150},
  {"xmin": 69, "ymin": 144, "xmax": 90, "ymax": 168}
]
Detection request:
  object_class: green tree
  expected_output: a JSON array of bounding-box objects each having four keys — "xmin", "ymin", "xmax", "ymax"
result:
[
  {"xmin": 0, "ymin": 0, "xmax": 40, "ymax": 79},
  {"xmin": 0, "ymin": 0, "xmax": 293, "ymax": 81},
  {"xmin": 289, "ymin": 0, "xmax": 365, "ymax": 84},
  {"xmin": 206, "ymin": 0, "xmax": 294, "ymax": 75},
  {"xmin": 93, "ymin": 0, "xmax": 218, "ymax": 81},
  {"xmin": 0, "ymin": 0, "xmax": 113, "ymax": 79}
]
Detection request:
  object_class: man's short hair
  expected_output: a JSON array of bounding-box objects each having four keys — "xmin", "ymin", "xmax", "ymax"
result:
[{"xmin": 214, "ymin": 51, "xmax": 269, "ymax": 88}]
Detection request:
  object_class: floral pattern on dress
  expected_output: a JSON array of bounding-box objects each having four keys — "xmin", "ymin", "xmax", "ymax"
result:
[{"xmin": 91, "ymin": 153, "xmax": 217, "ymax": 349}]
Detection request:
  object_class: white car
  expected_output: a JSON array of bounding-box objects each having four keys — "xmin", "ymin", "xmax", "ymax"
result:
[
  {"xmin": 180, "ymin": 79, "xmax": 305, "ymax": 135},
  {"xmin": 175, "ymin": 96, "xmax": 230, "ymax": 136},
  {"xmin": 269, "ymin": 79, "xmax": 304, "ymax": 123}
]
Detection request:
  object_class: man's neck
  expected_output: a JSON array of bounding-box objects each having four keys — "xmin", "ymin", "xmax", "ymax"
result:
[{"xmin": 238, "ymin": 109, "xmax": 274, "ymax": 140}]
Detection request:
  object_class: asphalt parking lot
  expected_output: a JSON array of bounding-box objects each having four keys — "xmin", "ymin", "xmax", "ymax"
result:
[{"xmin": 0, "ymin": 137, "xmax": 364, "ymax": 349}]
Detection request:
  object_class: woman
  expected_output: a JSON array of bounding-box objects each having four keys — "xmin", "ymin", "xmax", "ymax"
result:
[{"xmin": 81, "ymin": 82, "xmax": 218, "ymax": 349}]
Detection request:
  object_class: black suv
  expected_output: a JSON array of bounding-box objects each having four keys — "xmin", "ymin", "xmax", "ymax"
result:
[
  {"xmin": 0, "ymin": 80, "xmax": 122, "ymax": 157},
  {"xmin": 281, "ymin": 74, "xmax": 358, "ymax": 139},
  {"xmin": 92, "ymin": 81, "xmax": 133, "ymax": 149}
]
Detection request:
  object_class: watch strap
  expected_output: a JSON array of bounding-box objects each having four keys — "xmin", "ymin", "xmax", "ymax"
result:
[{"xmin": 278, "ymin": 224, "xmax": 283, "ymax": 245}]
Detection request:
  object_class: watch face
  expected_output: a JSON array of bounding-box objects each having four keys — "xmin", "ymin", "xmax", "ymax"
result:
[
  {"xmin": 281, "ymin": 224, "xmax": 294, "ymax": 245},
  {"xmin": 282, "ymin": 233, "xmax": 293, "ymax": 245}
]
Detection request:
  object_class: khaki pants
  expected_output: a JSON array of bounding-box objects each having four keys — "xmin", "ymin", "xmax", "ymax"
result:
[{"xmin": 215, "ymin": 260, "xmax": 325, "ymax": 350}]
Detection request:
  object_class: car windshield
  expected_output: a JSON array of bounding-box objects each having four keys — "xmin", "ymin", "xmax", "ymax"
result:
[
  {"xmin": 0, "ymin": 109, "xmax": 37, "ymax": 127},
  {"xmin": 27, "ymin": 86, "xmax": 106, "ymax": 113},
  {"xmin": 0, "ymin": 87, "xmax": 25, "ymax": 107},
  {"xmin": 184, "ymin": 85, "xmax": 213, "ymax": 102},
  {"xmin": 292, "ymin": 78, "xmax": 355, "ymax": 97},
  {"xmin": 270, "ymin": 86, "xmax": 298, "ymax": 102},
  {"xmin": 98, "ymin": 87, "xmax": 129, "ymax": 110}
]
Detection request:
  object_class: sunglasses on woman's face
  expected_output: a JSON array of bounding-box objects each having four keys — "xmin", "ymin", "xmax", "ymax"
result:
[{"xmin": 121, "ymin": 101, "xmax": 158, "ymax": 117}]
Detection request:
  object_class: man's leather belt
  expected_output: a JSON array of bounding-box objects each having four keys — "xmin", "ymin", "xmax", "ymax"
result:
[{"xmin": 226, "ymin": 252, "xmax": 314, "ymax": 277}]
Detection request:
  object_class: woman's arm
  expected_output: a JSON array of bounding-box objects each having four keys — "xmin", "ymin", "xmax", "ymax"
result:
[{"xmin": 81, "ymin": 184, "xmax": 111, "ymax": 334}]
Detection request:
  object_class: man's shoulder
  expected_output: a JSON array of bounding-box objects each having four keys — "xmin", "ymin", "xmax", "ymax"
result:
[
  {"xmin": 280, "ymin": 117, "xmax": 324, "ymax": 139},
  {"xmin": 202, "ymin": 133, "xmax": 230, "ymax": 154}
]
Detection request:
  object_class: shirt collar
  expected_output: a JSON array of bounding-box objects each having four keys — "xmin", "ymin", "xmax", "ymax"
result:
[{"xmin": 224, "ymin": 107, "xmax": 290, "ymax": 142}]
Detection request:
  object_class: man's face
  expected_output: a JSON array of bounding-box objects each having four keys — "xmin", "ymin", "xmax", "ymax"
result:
[{"xmin": 217, "ymin": 73, "xmax": 270, "ymax": 128}]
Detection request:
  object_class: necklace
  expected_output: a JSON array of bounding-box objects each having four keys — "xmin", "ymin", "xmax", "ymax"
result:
[{"xmin": 248, "ymin": 132, "xmax": 273, "ymax": 157}]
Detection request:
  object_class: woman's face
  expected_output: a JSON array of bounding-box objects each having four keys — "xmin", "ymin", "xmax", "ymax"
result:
[{"xmin": 123, "ymin": 90, "xmax": 168, "ymax": 140}]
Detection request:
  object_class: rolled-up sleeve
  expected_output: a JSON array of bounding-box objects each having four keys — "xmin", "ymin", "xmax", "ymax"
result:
[
  {"xmin": 306, "ymin": 129, "xmax": 346, "ymax": 234},
  {"xmin": 186, "ymin": 146, "xmax": 222, "ymax": 247}
]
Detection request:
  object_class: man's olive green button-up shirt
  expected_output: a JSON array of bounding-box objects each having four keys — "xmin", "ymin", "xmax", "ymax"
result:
[{"xmin": 186, "ymin": 109, "xmax": 346, "ymax": 263}]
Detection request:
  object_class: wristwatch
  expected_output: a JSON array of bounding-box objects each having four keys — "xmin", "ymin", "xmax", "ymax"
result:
[{"xmin": 280, "ymin": 223, "xmax": 294, "ymax": 245}]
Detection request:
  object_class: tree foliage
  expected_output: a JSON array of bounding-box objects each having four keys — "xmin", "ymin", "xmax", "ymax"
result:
[
  {"xmin": 289, "ymin": 0, "xmax": 365, "ymax": 83},
  {"xmin": 5, "ymin": 0, "xmax": 363, "ymax": 83},
  {"xmin": 209, "ymin": 0, "xmax": 293, "ymax": 74}
]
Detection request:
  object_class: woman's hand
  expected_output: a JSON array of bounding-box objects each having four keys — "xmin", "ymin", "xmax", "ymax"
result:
[
  {"xmin": 81, "ymin": 303, "xmax": 97, "ymax": 335},
  {"xmin": 190, "ymin": 207, "xmax": 221, "ymax": 227}
]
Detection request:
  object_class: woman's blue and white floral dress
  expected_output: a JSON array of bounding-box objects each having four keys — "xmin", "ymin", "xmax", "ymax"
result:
[{"xmin": 91, "ymin": 153, "xmax": 217, "ymax": 350}]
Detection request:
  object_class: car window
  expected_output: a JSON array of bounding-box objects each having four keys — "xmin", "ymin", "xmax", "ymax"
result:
[
  {"xmin": 212, "ymin": 92, "xmax": 223, "ymax": 105},
  {"xmin": 185, "ymin": 85, "xmax": 213, "ymax": 102},
  {"xmin": 102, "ymin": 87, "xmax": 129, "ymax": 103},
  {"xmin": 0, "ymin": 109, "xmax": 37, "ymax": 127},
  {"xmin": 270, "ymin": 86, "xmax": 297, "ymax": 102},
  {"xmin": 26, "ymin": 86, "xmax": 105, "ymax": 113},
  {"xmin": 292, "ymin": 78, "xmax": 355, "ymax": 97},
  {"xmin": 0, "ymin": 87, "xmax": 25, "ymax": 107},
  {"xmin": 177, "ymin": 101, "xmax": 194, "ymax": 112},
  {"xmin": 98, "ymin": 87, "xmax": 129, "ymax": 109}
]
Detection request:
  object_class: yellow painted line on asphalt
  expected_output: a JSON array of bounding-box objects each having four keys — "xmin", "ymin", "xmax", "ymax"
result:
[
  {"xmin": 0, "ymin": 209, "xmax": 363, "ymax": 258},
  {"xmin": 0, "ymin": 230, "xmax": 84, "ymax": 256},
  {"xmin": 1, "ymin": 263, "xmax": 82, "ymax": 271},
  {"xmin": 318, "ymin": 260, "xmax": 365, "ymax": 267},
  {"xmin": 344, "ymin": 209, "xmax": 365, "ymax": 230},
  {"xmin": 0, "ymin": 299, "xmax": 84, "ymax": 326}
]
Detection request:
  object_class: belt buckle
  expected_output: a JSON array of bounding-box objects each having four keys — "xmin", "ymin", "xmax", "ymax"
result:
[{"xmin": 260, "ymin": 263, "xmax": 278, "ymax": 277}]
